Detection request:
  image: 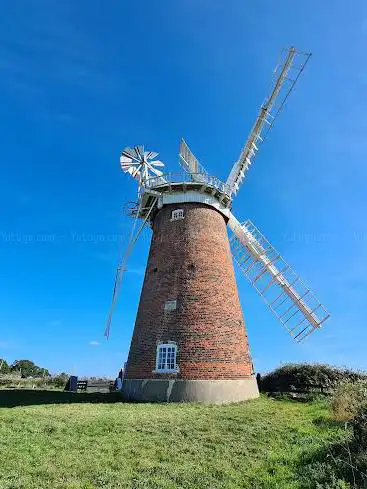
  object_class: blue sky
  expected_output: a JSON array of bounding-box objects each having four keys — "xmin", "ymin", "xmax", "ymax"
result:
[{"xmin": 1, "ymin": 1, "xmax": 366, "ymax": 376}]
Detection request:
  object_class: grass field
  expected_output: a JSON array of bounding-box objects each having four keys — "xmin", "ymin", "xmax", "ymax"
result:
[{"xmin": 0, "ymin": 393, "xmax": 350, "ymax": 489}]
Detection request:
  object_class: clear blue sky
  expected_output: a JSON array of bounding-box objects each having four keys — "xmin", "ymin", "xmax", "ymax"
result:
[{"xmin": 1, "ymin": 1, "xmax": 366, "ymax": 377}]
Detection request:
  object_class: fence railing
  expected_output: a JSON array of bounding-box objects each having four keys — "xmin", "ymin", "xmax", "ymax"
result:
[{"xmin": 144, "ymin": 173, "xmax": 232, "ymax": 197}]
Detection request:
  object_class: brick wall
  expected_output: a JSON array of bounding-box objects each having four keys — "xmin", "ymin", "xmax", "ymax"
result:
[{"xmin": 125, "ymin": 202, "xmax": 254, "ymax": 380}]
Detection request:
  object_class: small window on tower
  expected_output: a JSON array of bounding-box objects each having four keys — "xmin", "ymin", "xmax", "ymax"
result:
[
  {"xmin": 156, "ymin": 343, "xmax": 178, "ymax": 372},
  {"xmin": 171, "ymin": 209, "xmax": 184, "ymax": 221},
  {"xmin": 164, "ymin": 300, "xmax": 177, "ymax": 311}
]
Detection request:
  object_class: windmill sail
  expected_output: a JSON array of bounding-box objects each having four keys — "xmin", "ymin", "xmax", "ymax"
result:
[
  {"xmin": 228, "ymin": 214, "xmax": 330, "ymax": 342},
  {"xmin": 179, "ymin": 139, "xmax": 209, "ymax": 184},
  {"xmin": 226, "ymin": 47, "xmax": 311, "ymax": 196},
  {"xmin": 105, "ymin": 196, "xmax": 158, "ymax": 338}
]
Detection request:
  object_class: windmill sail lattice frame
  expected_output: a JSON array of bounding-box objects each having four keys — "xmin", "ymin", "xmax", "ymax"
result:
[
  {"xmin": 226, "ymin": 48, "xmax": 311, "ymax": 196},
  {"xmin": 229, "ymin": 218, "xmax": 330, "ymax": 342},
  {"xmin": 179, "ymin": 139, "xmax": 210, "ymax": 184}
]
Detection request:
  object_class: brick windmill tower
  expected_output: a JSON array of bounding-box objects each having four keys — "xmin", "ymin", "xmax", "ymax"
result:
[{"xmin": 106, "ymin": 47, "xmax": 330, "ymax": 403}]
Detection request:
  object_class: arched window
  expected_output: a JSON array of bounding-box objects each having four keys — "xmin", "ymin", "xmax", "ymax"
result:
[
  {"xmin": 156, "ymin": 343, "xmax": 178, "ymax": 372},
  {"xmin": 171, "ymin": 209, "xmax": 184, "ymax": 221}
]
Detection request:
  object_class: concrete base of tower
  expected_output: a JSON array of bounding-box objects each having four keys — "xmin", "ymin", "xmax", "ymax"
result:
[{"xmin": 122, "ymin": 378, "xmax": 259, "ymax": 404}]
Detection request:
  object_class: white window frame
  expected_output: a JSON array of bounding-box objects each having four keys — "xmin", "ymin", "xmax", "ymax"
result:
[
  {"xmin": 171, "ymin": 209, "xmax": 184, "ymax": 221},
  {"xmin": 155, "ymin": 343, "xmax": 178, "ymax": 373},
  {"xmin": 164, "ymin": 299, "xmax": 177, "ymax": 311}
]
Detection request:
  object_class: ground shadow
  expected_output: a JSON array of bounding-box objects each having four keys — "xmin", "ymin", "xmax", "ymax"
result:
[
  {"xmin": 0, "ymin": 389, "xmax": 125, "ymax": 408},
  {"xmin": 312, "ymin": 415, "xmax": 344, "ymax": 429}
]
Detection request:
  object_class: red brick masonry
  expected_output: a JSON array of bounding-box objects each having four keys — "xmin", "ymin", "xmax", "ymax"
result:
[{"xmin": 125, "ymin": 202, "xmax": 254, "ymax": 380}]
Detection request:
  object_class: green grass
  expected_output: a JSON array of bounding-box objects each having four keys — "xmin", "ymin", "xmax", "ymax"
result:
[{"xmin": 0, "ymin": 394, "xmax": 350, "ymax": 489}]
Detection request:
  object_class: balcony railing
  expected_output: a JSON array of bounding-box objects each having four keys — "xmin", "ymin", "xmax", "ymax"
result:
[{"xmin": 144, "ymin": 173, "xmax": 231, "ymax": 197}]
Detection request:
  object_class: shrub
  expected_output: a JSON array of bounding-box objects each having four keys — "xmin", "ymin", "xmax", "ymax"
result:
[
  {"xmin": 351, "ymin": 407, "xmax": 367, "ymax": 446},
  {"xmin": 0, "ymin": 359, "xmax": 10, "ymax": 374},
  {"xmin": 0, "ymin": 373, "xmax": 22, "ymax": 387},
  {"xmin": 260, "ymin": 364, "xmax": 366, "ymax": 394},
  {"xmin": 331, "ymin": 380, "xmax": 367, "ymax": 421},
  {"xmin": 297, "ymin": 457, "xmax": 353, "ymax": 488},
  {"xmin": 49, "ymin": 374, "xmax": 69, "ymax": 389},
  {"xmin": 0, "ymin": 373, "xmax": 69, "ymax": 390},
  {"xmin": 10, "ymin": 360, "xmax": 50, "ymax": 378},
  {"xmin": 294, "ymin": 376, "xmax": 367, "ymax": 487}
]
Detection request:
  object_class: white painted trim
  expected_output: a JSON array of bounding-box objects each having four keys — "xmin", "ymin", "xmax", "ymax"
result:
[
  {"xmin": 154, "ymin": 368, "xmax": 180, "ymax": 374},
  {"xmin": 164, "ymin": 300, "xmax": 177, "ymax": 311},
  {"xmin": 162, "ymin": 191, "xmax": 231, "ymax": 220},
  {"xmin": 155, "ymin": 343, "xmax": 178, "ymax": 373},
  {"xmin": 170, "ymin": 208, "xmax": 184, "ymax": 221}
]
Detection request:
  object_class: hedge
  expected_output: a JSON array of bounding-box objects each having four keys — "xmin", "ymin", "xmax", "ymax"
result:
[{"xmin": 259, "ymin": 363, "xmax": 367, "ymax": 394}]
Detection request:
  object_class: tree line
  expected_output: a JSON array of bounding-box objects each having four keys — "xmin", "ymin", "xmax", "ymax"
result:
[{"xmin": 0, "ymin": 358, "xmax": 52, "ymax": 378}]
